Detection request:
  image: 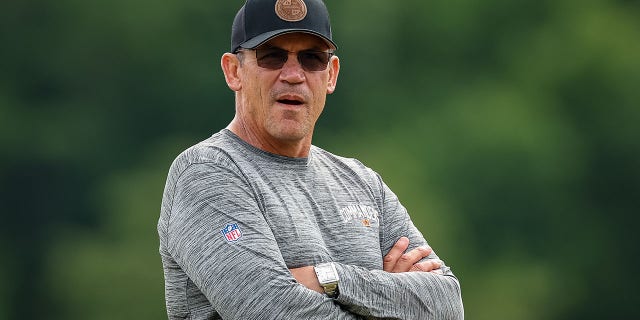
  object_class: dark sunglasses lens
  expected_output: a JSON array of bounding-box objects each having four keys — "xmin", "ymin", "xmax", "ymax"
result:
[
  {"xmin": 298, "ymin": 51, "xmax": 331, "ymax": 71},
  {"xmin": 255, "ymin": 48, "xmax": 332, "ymax": 71},
  {"xmin": 256, "ymin": 48, "xmax": 288, "ymax": 70}
]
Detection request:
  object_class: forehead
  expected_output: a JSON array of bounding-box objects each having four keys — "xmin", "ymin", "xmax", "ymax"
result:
[{"xmin": 261, "ymin": 32, "xmax": 330, "ymax": 50}]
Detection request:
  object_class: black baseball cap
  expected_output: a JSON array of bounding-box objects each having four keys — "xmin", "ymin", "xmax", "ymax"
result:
[{"xmin": 231, "ymin": 0, "xmax": 337, "ymax": 53}]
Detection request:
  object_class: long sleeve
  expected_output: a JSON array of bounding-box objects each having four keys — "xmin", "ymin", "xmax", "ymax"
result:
[
  {"xmin": 161, "ymin": 163, "xmax": 362, "ymax": 320},
  {"xmin": 336, "ymin": 264, "xmax": 463, "ymax": 319},
  {"xmin": 332, "ymin": 174, "xmax": 464, "ymax": 320},
  {"xmin": 158, "ymin": 132, "xmax": 463, "ymax": 319}
]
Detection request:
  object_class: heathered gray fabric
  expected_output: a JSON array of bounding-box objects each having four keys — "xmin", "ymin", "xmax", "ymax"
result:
[{"xmin": 158, "ymin": 129, "xmax": 464, "ymax": 320}]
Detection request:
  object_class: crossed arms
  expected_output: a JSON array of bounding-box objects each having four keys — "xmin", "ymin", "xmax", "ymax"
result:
[
  {"xmin": 290, "ymin": 236, "xmax": 445, "ymax": 293},
  {"xmin": 163, "ymin": 163, "xmax": 464, "ymax": 319}
]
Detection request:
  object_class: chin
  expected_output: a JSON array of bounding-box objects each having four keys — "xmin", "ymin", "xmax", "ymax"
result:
[
  {"xmin": 265, "ymin": 116, "xmax": 315, "ymax": 141},
  {"xmin": 272, "ymin": 131, "xmax": 307, "ymax": 142},
  {"xmin": 269, "ymin": 125, "xmax": 311, "ymax": 142}
]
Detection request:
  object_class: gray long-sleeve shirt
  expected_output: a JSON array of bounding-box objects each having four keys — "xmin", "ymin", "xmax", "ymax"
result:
[{"xmin": 158, "ymin": 129, "xmax": 464, "ymax": 319}]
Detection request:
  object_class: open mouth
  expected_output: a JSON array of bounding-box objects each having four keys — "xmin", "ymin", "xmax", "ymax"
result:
[{"xmin": 277, "ymin": 99, "xmax": 304, "ymax": 106}]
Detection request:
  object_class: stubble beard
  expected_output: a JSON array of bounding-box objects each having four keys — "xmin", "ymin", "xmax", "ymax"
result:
[{"xmin": 265, "ymin": 108, "xmax": 314, "ymax": 142}]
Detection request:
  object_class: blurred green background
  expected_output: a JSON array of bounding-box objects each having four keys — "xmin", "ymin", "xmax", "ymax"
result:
[{"xmin": 1, "ymin": 0, "xmax": 638, "ymax": 319}]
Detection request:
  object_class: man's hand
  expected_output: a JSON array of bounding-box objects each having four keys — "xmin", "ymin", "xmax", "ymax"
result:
[{"xmin": 383, "ymin": 237, "xmax": 443, "ymax": 273}]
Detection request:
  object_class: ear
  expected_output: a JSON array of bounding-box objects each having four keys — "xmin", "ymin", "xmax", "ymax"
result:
[
  {"xmin": 326, "ymin": 55, "xmax": 340, "ymax": 94},
  {"xmin": 221, "ymin": 53, "xmax": 242, "ymax": 91}
]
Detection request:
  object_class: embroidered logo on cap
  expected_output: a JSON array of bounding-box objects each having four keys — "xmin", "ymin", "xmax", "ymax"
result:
[
  {"xmin": 275, "ymin": 0, "xmax": 307, "ymax": 22},
  {"xmin": 221, "ymin": 223, "xmax": 243, "ymax": 242}
]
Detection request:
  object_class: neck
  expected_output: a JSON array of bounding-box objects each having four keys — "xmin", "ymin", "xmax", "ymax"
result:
[{"xmin": 227, "ymin": 117, "xmax": 313, "ymax": 158}]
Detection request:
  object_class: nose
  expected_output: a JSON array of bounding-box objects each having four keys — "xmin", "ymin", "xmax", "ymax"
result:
[{"xmin": 279, "ymin": 52, "xmax": 305, "ymax": 84}]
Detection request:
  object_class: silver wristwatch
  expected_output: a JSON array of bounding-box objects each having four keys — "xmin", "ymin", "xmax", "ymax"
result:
[{"xmin": 314, "ymin": 262, "xmax": 340, "ymax": 298}]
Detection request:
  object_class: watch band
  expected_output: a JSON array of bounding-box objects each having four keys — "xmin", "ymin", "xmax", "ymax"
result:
[{"xmin": 321, "ymin": 281, "xmax": 339, "ymax": 298}]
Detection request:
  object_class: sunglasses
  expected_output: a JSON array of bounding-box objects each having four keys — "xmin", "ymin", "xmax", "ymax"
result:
[{"xmin": 241, "ymin": 47, "xmax": 334, "ymax": 72}]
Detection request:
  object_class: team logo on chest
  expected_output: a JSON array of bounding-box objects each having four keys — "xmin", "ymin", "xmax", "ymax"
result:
[
  {"xmin": 221, "ymin": 223, "xmax": 243, "ymax": 242},
  {"xmin": 339, "ymin": 205, "xmax": 380, "ymax": 228}
]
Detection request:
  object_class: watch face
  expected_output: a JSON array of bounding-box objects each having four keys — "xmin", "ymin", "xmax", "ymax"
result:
[
  {"xmin": 316, "ymin": 264, "xmax": 338, "ymax": 283},
  {"xmin": 315, "ymin": 263, "xmax": 339, "ymax": 298}
]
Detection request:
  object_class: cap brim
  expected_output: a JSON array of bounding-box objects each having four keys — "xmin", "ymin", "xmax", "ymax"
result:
[{"xmin": 239, "ymin": 29, "xmax": 337, "ymax": 51}]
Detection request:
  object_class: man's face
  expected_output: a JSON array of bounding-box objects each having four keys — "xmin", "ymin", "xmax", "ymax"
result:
[{"xmin": 233, "ymin": 33, "xmax": 339, "ymax": 144}]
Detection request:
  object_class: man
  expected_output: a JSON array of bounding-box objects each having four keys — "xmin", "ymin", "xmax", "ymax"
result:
[{"xmin": 158, "ymin": 0, "xmax": 464, "ymax": 319}]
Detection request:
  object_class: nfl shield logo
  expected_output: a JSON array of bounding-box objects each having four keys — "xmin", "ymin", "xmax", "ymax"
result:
[{"xmin": 221, "ymin": 223, "xmax": 242, "ymax": 242}]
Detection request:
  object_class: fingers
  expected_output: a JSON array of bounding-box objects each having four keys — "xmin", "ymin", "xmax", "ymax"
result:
[
  {"xmin": 383, "ymin": 237, "xmax": 410, "ymax": 272},
  {"xmin": 392, "ymin": 246, "xmax": 433, "ymax": 273},
  {"xmin": 409, "ymin": 259, "xmax": 443, "ymax": 273},
  {"xmin": 383, "ymin": 237, "xmax": 442, "ymax": 274}
]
